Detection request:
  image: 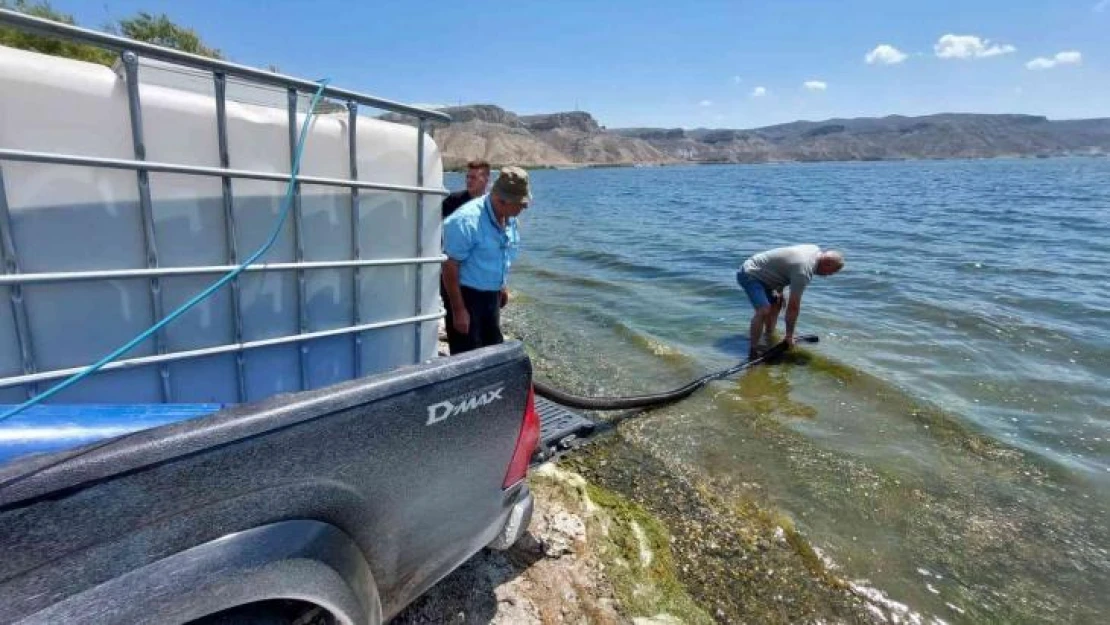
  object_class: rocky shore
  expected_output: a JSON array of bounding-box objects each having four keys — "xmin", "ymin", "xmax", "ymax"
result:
[
  {"xmin": 420, "ymin": 318, "xmax": 933, "ymax": 624},
  {"xmin": 392, "ymin": 425, "xmax": 936, "ymax": 624}
]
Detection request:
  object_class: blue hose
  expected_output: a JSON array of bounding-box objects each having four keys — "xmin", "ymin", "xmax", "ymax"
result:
[{"xmin": 0, "ymin": 79, "xmax": 331, "ymax": 423}]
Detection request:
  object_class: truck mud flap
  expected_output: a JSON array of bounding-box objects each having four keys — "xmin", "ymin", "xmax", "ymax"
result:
[{"xmin": 533, "ymin": 396, "xmax": 596, "ymax": 464}]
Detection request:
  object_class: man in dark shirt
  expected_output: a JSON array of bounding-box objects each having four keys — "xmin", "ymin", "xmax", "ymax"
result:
[
  {"xmin": 442, "ymin": 160, "xmax": 491, "ymax": 345},
  {"xmin": 441, "ymin": 159, "xmax": 491, "ymax": 218}
]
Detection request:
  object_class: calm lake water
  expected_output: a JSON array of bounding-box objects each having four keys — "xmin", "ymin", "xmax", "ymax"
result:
[{"xmin": 452, "ymin": 157, "xmax": 1110, "ymax": 623}]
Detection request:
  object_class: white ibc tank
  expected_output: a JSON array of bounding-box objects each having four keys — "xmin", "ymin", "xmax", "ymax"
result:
[{"xmin": 0, "ymin": 45, "xmax": 444, "ymax": 404}]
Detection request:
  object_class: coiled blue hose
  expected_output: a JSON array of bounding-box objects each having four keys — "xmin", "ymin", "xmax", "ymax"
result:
[{"xmin": 0, "ymin": 79, "xmax": 331, "ymax": 423}]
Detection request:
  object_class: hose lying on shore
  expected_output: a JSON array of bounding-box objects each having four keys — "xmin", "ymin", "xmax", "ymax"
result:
[{"xmin": 533, "ymin": 335, "xmax": 819, "ymax": 411}]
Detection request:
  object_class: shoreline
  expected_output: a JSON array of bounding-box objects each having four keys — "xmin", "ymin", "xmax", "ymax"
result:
[
  {"xmin": 393, "ymin": 426, "xmax": 918, "ymax": 624},
  {"xmin": 442, "ymin": 151, "xmax": 1108, "ymax": 173},
  {"xmin": 432, "ymin": 256, "xmax": 1107, "ymax": 623},
  {"xmin": 426, "ymin": 320, "xmax": 908, "ymax": 624}
]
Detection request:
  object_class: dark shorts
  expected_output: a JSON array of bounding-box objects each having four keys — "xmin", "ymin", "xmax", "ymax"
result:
[
  {"xmin": 736, "ymin": 271, "xmax": 781, "ymax": 310},
  {"xmin": 445, "ymin": 285, "xmax": 504, "ymax": 355}
]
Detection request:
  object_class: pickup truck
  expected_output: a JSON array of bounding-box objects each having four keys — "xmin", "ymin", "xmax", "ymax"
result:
[{"xmin": 0, "ymin": 343, "xmax": 540, "ymax": 625}]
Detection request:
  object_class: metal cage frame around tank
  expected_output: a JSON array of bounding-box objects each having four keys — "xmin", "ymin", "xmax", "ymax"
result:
[{"xmin": 0, "ymin": 8, "xmax": 451, "ymax": 401}]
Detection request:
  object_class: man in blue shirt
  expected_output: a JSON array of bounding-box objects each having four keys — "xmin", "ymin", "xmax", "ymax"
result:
[
  {"xmin": 442, "ymin": 166, "xmax": 531, "ymax": 354},
  {"xmin": 440, "ymin": 159, "xmax": 490, "ymax": 344}
]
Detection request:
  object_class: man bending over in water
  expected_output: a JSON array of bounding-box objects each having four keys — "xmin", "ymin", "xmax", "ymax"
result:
[{"xmin": 736, "ymin": 244, "xmax": 844, "ymax": 360}]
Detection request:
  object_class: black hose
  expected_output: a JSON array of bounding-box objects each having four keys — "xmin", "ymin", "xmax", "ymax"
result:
[{"xmin": 533, "ymin": 335, "xmax": 818, "ymax": 411}]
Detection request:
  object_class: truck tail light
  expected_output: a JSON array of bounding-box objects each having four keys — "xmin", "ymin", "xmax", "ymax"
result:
[{"xmin": 502, "ymin": 384, "xmax": 540, "ymax": 489}]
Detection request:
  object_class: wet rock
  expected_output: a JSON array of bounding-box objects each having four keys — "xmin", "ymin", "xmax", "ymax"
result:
[{"xmin": 633, "ymin": 613, "xmax": 684, "ymax": 625}]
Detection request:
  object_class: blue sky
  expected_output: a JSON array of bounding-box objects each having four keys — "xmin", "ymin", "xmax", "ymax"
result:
[{"xmin": 51, "ymin": 0, "xmax": 1110, "ymax": 129}]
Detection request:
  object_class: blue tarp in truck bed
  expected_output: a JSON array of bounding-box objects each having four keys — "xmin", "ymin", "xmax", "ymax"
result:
[{"xmin": 0, "ymin": 404, "xmax": 222, "ymax": 464}]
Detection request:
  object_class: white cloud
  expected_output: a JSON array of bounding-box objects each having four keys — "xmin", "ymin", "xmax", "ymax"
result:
[
  {"xmin": 699, "ymin": 99, "xmax": 713, "ymax": 107},
  {"xmin": 803, "ymin": 80, "xmax": 828, "ymax": 91},
  {"xmin": 934, "ymin": 34, "xmax": 1016, "ymax": 59},
  {"xmin": 1026, "ymin": 50, "xmax": 1082, "ymax": 70},
  {"xmin": 1058, "ymin": 51, "xmax": 1083, "ymax": 64},
  {"xmin": 751, "ymin": 86, "xmax": 767, "ymax": 98},
  {"xmin": 865, "ymin": 44, "xmax": 908, "ymax": 65},
  {"xmin": 1095, "ymin": 0, "xmax": 1109, "ymax": 12},
  {"xmin": 732, "ymin": 75, "xmax": 743, "ymax": 84}
]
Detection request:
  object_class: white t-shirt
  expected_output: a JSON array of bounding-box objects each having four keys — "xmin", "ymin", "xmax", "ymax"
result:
[{"xmin": 741, "ymin": 244, "xmax": 820, "ymax": 293}]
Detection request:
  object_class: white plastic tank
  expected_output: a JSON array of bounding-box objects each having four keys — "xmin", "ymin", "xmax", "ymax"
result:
[{"xmin": 0, "ymin": 45, "xmax": 445, "ymax": 404}]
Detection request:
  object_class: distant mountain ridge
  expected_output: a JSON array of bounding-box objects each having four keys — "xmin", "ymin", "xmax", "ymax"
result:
[
  {"xmin": 381, "ymin": 106, "xmax": 1110, "ymax": 169},
  {"xmin": 615, "ymin": 113, "xmax": 1110, "ymax": 164}
]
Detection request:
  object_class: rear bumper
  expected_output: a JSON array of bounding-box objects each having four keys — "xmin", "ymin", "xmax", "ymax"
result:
[
  {"xmin": 487, "ymin": 485, "xmax": 534, "ymax": 550},
  {"xmin": 533, "ymin": 396, "xmax": 595, "ymax": 463}
]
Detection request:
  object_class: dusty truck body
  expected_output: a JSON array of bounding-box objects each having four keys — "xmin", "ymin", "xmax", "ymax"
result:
[
  {"xmin": 0, "ymin": 347, "xmax": 539, "ymax": 624},
  {"xmin": 0, "ymin": 9, "xmax": 553, "ymax": 624}
]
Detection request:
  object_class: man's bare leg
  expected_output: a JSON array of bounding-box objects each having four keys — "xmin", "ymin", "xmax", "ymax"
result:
[
  {"xmin": 763, "ymin": 294, "xmax": 783, "ymax": 346},
  {"xmin": 749, "ymin": 307, "xmax": 769, "ymax": 360}
]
